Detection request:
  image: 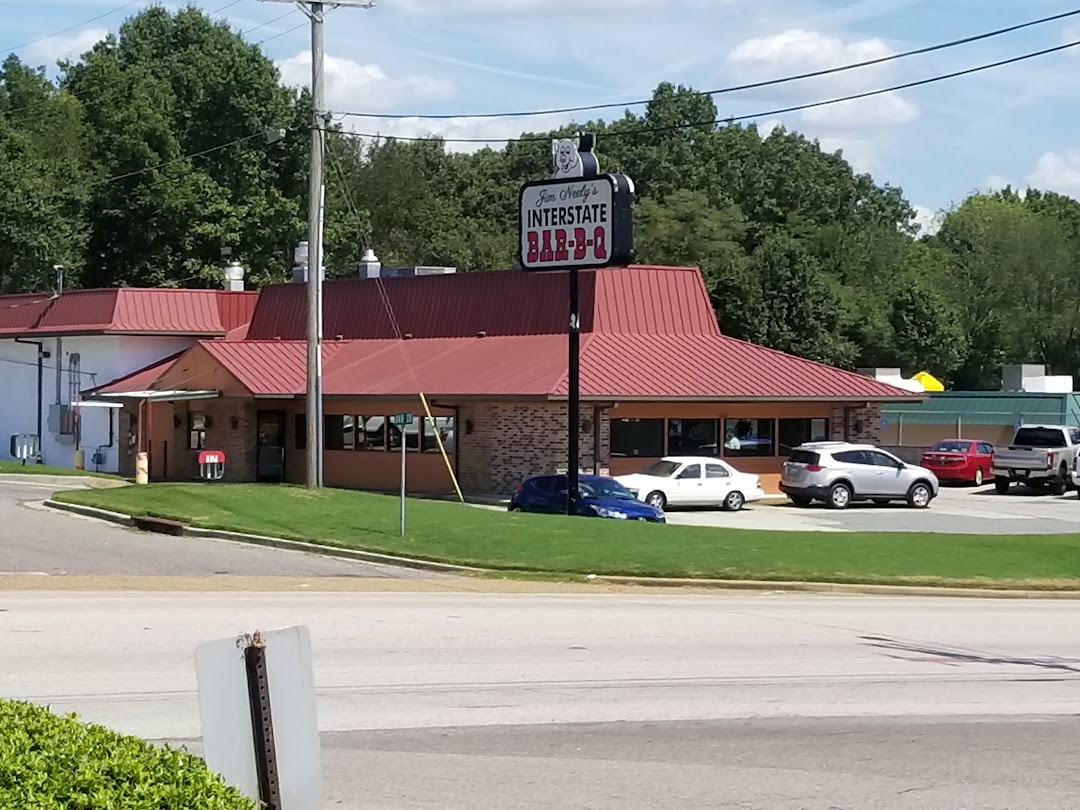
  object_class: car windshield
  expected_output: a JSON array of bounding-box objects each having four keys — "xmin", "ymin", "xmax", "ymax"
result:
[
  {"xmin": 931, "ymin": 441, "xmax": 970, "ymax": 453},
  {"xmin": 579, "ymin": 479, "xmax": 637, "ymax": 500},
  {"xmin": 1013, "ymin": 428, "xmax": 1066, "ymax": 448},
  {"xmin": 641, "ymin": 460, "xmax": 680, "ymax": 478}
]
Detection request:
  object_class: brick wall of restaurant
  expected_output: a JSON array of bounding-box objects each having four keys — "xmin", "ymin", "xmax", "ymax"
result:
[
  {"xmin": 830, "ymin": 403, "xmax": 883, "ymax": 444},
  {"xmin": 457, "ymin": 402, "xmax": 611, "ymax": 495},
  {"xmin": 200, "ymin": 399, "xmax": 256, "ymax": 482},
  {"xmin": 115, "ymin": 399, "xmax": 256, "ymax": 481}
]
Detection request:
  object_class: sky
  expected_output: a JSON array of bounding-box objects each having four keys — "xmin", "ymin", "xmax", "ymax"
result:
[{"xmin": 8, "ymin": 0, "xmax": 1080, "ymax": 234}]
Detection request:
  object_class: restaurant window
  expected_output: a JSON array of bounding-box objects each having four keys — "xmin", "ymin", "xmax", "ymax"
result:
[
  {"xmin": 668, "ymin": 418, "xmax": 718, "ymax": 456},
  {"xmin": 295, "ymin": 414, "xmax": 306, "ymax": 449},
  {"xmin": 358, "ymin": 416, "xmax": 387, "ymax": 451},
  {"xmin": 778, "ymin": 418, "xmax": 830, "ymax": 455},
  {"xmin": 387, "ymin": 418, "xmax": 414, "ymax": 452},
  {"xmin": 324, "ymin": 414, "xmax": 350, "ymax": 451},
  {"xmin": 188, "ymin": 411, "xmax": 207, "ymax": 450},
  {"xmin": 610, "ymin": 418, "xmax": 664, "ymax": 457},
  {"xmin": 423, "ymin": 416, "xmax": 455, "ymax": 453},
  {"xmin": 722, "ymin": 418, "xmax": 775, "ymax": 457}
]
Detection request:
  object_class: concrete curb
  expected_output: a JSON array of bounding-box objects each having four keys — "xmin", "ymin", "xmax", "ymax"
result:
[
  {"xmin": 595, "ymin": 575, "xmax": 1080, "ymax": 600},
  {"xmin": 43, "ymin": 499, "xmax": 478, "ymax": 574},
  {"xmin": 44, "ymin": 499, "xmax": 135, "ymax": 527},
  {"xmin": 40, "ymin": 499, "xmax": 1080, "ymax": 599},
  {"xmin": 183, "ymin": 527, "xmax": 482, "ymax": 574}
]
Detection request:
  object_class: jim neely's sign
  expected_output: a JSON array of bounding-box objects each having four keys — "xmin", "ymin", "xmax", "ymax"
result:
[{"xmin": 517, "ymin": 135, "xmax": 634, "ymax": 272}]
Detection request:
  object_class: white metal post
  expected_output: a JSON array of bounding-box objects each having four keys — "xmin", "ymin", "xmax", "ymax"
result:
[{"xmin": 399, "ymin": 422, "xmax": 406, "ymax": 537}]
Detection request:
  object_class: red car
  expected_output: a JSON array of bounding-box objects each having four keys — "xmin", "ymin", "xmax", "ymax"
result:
[{"xmin": 919, "ymin": 439, "xmax": 995, "ymax": 486}]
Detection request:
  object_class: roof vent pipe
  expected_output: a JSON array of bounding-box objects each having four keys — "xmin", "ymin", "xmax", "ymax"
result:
[
  {"xmin": 359, "ymin": 248, "xmax": 381, "ymax": 279},
  {"xmin": 223, "ymin": 260, "xmax": 245, "ymax": 292}
]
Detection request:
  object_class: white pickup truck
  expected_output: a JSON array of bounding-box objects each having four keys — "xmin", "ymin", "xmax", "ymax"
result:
[{"xmin": 991, "ymin": 424, "xmax": 1080, "ymax": 495}]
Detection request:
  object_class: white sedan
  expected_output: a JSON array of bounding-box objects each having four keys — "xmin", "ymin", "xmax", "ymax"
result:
[{"xmin": 614, "ymin": 456, "xmax": 766, "ymax": 511}]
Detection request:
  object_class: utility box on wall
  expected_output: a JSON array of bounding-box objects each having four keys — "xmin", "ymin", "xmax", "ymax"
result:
[{"xmin": 47, "ymin": 404, "xmax": 75, "ymax": 441}]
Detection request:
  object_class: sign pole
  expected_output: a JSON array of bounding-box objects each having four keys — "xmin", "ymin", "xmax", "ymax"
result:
[
  {"xmin": 567, "ymin": 267, "xmax": 580, "ymax": 516},
  {"xmin": 400, "ymin": 424, "xmax": 406, "ymax": 537},
  {"xmin": 516, "ymin": 135, "xmax": 634, "ymax": 518}
]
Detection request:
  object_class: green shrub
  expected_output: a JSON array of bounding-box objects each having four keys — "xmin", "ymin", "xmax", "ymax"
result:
[{"xmin": 0, "ymin": 699, "xmax": 254, "ymax": 809}]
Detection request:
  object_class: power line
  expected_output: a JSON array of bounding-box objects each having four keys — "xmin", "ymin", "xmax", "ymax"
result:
[
  {"xmin": 0, "ymin": 3, "xmax": 297, "ymax": 122},
  {"xmin": 14, "ymin": 127, "xmax": 290, "ymax": 208},
  {"xmin": 331, "ymin": 7, "xmax": 1080, "ymax": 122},
  {"xmin": 244, "ymin": 9, "xmax": 299, "ymax": 38},
  {"xmin": 11, "ymin": 22, "xmax": 1075, "ymax": 208},
  {"xmin": 255, "ymin": 19, "xmax": 308, "ymax": 46},
  {"xmin": 330, "ymin": 37, "xmax": 1080, "ymax": 144},
  {"xmin": 0, "ymin": 0, "xmax": 143, "ymax": 59},
  {"xmin": 1, "ymin": 0, "xmax": 248, "ymax": 62}
]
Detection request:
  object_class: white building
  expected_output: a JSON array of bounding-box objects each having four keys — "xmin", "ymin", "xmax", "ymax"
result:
[{"xmin": 0, "ymin": 285, "xmax": 256, "ymax": 473}]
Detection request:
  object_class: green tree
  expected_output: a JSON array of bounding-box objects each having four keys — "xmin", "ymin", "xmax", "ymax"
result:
[
  {"xmin": 741, "ymin": 232, "xmax": 857, "ymax": 367},
  {"xmin": 0, "ymin": 56, "xmax": 88, "ymax": 293},
  {"xmin": 61, "ymin": 6, "xmax": 303, "ymax": 288}
]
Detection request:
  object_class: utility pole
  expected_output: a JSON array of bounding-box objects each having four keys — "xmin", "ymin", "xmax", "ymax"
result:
[{"xmin": 260, "ymin": 0, "xmax": 375, "ymax": 489}]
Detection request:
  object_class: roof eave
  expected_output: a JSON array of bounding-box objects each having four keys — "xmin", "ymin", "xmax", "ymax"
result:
[
  {"xmin": 550, "ymin": 394, "xmax": 926, "ymax": 403},
  {"xmin": 1, "ymin": 329, "xmax": 228, "ymax": 338}
]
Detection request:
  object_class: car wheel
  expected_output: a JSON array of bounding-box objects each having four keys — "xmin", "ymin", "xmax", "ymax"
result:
[
  {"xmin": 1050, "ymin": 467, "xmax": 1068, "ymax": 496},
  {"xmin": 826, "ymin": 482, "xmax": 852, "ymax": 510},
  {"xmin": 722, "ymin": 491, "xmax": 745, "ymax": 512},
  {"xmin": 790, "ymin": 496, "xmax": 813, "ymax": 508},
  {"xmin": 974, "ymin": 468, "xmax": 984, "ymax": 487},
  {"xmin": 645, "ymin": 490, "xmax": 667, "ymax": 510},
  {"xmin": 907, "ymin": 482, "xmax": 932, "ymax": 509},
  {"xmin": 994, "ymin": 479, "xmax": 1010, "ymax": 495}
]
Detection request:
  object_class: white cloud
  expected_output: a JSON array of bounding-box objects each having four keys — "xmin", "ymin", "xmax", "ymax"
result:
[
  {"xmin": 912, "ymin": 204, "xmax": 942, "ymax": 236},
  {"xmin": 1027, "ymin": 149, "xmax": 1080, "ymax": 198},
  {"xmin": 26, "ymin": 27, "xmax": 107, "ymax": 63},
  {"xmin": 801, "ymin": 93, "xmax": 917, "ymax": 129},
  {"xmin": 984, "ymin": 174, "xmax": 1015, "ymax": 193},
  {"xmin": 726, "ymin": 28, "xmax": 918, "ymax": 170},
  {"xmin": 277, "ymin": 52, "xmax": 454, "ymax": 114},
  {"xmin": 392, "ymin": 0, "xmax": 728, "ymax": 18}
]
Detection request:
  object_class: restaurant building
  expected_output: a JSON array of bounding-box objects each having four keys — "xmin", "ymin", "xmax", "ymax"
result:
[{"xmin": 86, "ymin": 265, "xmax": 919, "ymax": 494}]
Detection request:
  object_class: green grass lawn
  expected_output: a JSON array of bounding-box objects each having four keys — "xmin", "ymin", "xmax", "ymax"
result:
[
  {"xmin": 52, "ymin": 483, "xmax": 1080, "ymax": 589},
  {"xmin": 0, "ymin": 460, "xmax": 123, "ymax": 479}
]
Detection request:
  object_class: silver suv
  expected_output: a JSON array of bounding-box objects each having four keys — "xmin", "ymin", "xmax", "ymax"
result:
[{"xmin": 780, "ymin": 442, "xmax": 939, "ymax": 510}]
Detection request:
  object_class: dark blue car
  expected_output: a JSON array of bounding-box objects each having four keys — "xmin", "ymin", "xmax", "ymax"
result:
[{"xmin": 509, "ymin": 474, "xmax": 666, "ymax": 522}]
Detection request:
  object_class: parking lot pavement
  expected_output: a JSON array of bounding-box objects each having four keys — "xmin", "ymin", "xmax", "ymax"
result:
[
  {"xmin": 666, "ymin": 485, "xmax": 1080, "ymax": 534},
  {"xmin": 0, "ymin": 481, "xmax": 447, "ymax": 579}
]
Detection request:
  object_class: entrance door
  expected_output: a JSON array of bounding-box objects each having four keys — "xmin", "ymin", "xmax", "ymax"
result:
[{"xmin": 256, "ymin": 410, "xmax": 286, "ymax": 482}]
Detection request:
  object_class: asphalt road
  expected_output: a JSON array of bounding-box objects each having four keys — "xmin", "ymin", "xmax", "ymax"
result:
[
  {"xmin": 668, "ymin": 484, "xmax": 1080, "ymax": 534},
  {"xmin": 4, "ymin": 592, "xmax": 1080, "ymax": 808},
  {"xmin": 0, "ymin": 480, "xmax": 442, "ymax": 578}
]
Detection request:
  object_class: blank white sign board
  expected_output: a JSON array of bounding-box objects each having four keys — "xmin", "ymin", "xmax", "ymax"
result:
[{"xmin": 195, "ymin": 625, "xmax": 323, "ymax": 810}]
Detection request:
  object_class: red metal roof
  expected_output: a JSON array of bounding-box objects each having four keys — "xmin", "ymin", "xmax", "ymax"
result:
[
  {"xmin": 86, "ymin": 351, "xmax": 185, "ymax": 395},
  {"xmin": 245, "ymin": 266, "xmax": 720, "ymax": 341},
  {"xmin": 0, "ymin": 288, "xmax": 258, "ymax": 336},
  {"xmin": 571, "ymin": 334, "xmax": 919, "ymax": 399},
  {"xmin": 198, "ymin": 340, "xmax": 355, "ymax": 395},
  {"xmin": 172, "ymin": 334, "xmax": 917, "ymax": 401},
  {"xmin": 593, "ymin": 266, "xmax": 720, "ymax": 336},
  {"xmin": 0, "ymin": 293, "xmax": 55, "ymax": 335},
  {"xmin": 217, "ymin": 291, "xmax": 259, "ymax": 332}
]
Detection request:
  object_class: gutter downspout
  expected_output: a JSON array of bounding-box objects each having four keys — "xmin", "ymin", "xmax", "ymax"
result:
[{"xmin": 13, "ymin": 338, "xmax": 46, "ymax": 463}]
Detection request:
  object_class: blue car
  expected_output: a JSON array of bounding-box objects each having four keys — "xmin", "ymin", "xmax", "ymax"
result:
[{"xmin": 509, "ymin": 474, "xmax": 666, "ymax": 522}]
